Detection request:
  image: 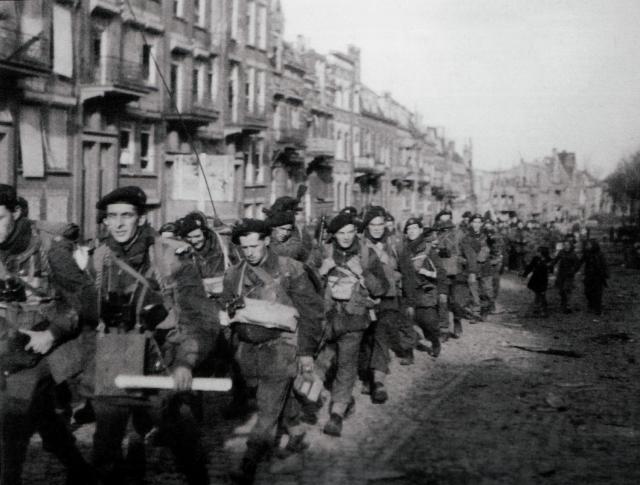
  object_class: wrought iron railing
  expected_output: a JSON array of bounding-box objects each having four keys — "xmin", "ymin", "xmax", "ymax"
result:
[
  {"xmin": 0, "ymin": 24, "xmax": 51, "ymax": 69},
  {"xmin": 82, "ymin": 55, "xmax": 147, "ymax": 88}
]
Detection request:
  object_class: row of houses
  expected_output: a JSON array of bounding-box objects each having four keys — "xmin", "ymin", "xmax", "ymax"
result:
[
  {"xmin": 474, "ymin": 149, "xmax": 605, "ymax": 223},
  {"xmin": 0, "ymin": 0, "xmax": 474, "ymax": 239}
]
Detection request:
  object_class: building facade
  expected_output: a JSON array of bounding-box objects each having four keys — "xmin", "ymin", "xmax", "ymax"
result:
[
  {"xmin": 1, "ymin": 0, "xmax": 477, "ymax": 235},
  {"xmin": 475, "ymin": 149, "xmax": 605, "ymax": 222}
]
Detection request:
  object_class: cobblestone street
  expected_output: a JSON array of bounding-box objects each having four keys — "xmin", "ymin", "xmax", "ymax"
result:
[{"xmin": 23, "ymin": 265, "xmax": 640, "ymax": 485}]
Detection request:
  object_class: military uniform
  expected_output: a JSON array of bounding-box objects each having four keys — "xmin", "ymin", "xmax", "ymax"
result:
[
  {"xmin": 359, "ymin": 208, "xmax": 416, "ymax": 401},
  {"xmin": 399, "ymin": 225, "xmax": 444, "ymax": 356},
  {"xmin": 554, "ymin": 243, "xmax": 581, "ymax": 313},
  {"xmin": 313, "ymin": 214, "xmax": 388, "ymax": 433},
  {"xmin": 434, "ymin": 220, "xmax": 470, "ymax": 337},
  {"xmin": 88, "ymin": 188, "xmax": 215, "ymax": 485},
  {"xmin": 0, "ymin": 187, "xmax": 94, "ymax": 485},
  {"xmin": 222, "ymin": 220, "xmax": 324, "ymax": 481}
]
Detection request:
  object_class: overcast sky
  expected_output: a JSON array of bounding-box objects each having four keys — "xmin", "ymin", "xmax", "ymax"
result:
[{"xmin": 280, "ymin": 0, "xmax": 640, "ymax": 176}]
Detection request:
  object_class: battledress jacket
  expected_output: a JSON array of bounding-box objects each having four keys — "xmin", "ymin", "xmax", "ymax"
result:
[
  {"xmin": 318, "ymin": 239, "xmax": 389, "ymax": 334},
  {"xmin": 221, "ymin": 249, "xmax": 324, "ymax": 357},
  {"xmin": 84, "ymin": 229, "xmax": 216, "ymax": 395},
  {"xmin": 399, "ymin": 235, "xmax": 446, "ymax": 309},
  {"xmin": 0, "ymin": 219, "xmax": 92, "ymax": 397}
]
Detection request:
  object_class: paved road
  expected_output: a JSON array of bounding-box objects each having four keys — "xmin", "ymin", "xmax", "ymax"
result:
[{"xmin": 23, "ymin": 267, "xmax": 640, "ymax": 484}]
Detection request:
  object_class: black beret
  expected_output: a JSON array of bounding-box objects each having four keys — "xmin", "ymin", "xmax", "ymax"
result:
[
  {"xmin": 327, "ymin": 213, "xmax": 356, "ymax": 234},
  {"xmin": 179, "ymin": 212, "xmax": 207, "ymax": 237},
  {"xmin": 266, "ymin": 210, "xmax": 295, "ymax": 228},
  {"xmin": 340, "ymin": 206, "xmax": 358, "ymax": 217},
  {"xmin": 16, "ymin": 196, "xmax": 29, "ymax": 217},
  {"xmin": 470, "ymin": 213, "xmax": 483, "ymax": 222},
  {"xmin": 385, "ymin": 213, "xmax": 395, "ymax": 222},
  {"xmin": 435, "ymin": 209, "xmax": 452, "ymax": 221},
  {"xmin": 462, "ymin": 211, "xmax": 473, "ymax": 218},
  {"xmin": 96, "ymin": 186, "xmax": 147, "ymax": 211},
  {"xmin": 403, "ymin": 217, "xmax": 423, "ymax": 233},
  {"xmin": 362, "ymin": 205, "xmax": 387, "ymax": 228},
  {"xmin": 231, "ymin": 218, "xmax": 270, "ymax": 245},
  {"xmin": 0, "ymin": 184, "xmax": 17, "ymax": 209},
  {"xmin": 270, "ymin": 196, "xmax": 301, "ymax": 213}
]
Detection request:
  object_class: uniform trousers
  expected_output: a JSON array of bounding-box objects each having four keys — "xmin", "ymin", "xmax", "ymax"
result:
[
  {"xmin": 0, "ymin": 373, "xmax": 90, "ymax": 485},
  {"xmin": 93, "ymin": 393, "xmax": 208, "ymax": 485}
]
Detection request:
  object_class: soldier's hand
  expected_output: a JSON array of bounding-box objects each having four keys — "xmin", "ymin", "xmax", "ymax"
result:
[
  {"xmin": 298, "ymin": 356, "xmax": 315, "ymax": 381},
  {"xmin": 439, "ymin": 293, "xmax": 448, "ymax": 305},
  {"xmin": 319, "ymin": 258, "xmax": 336, "ymax": 276},
  {"xmin": 468, "ymin": 273, "xmax": 477, "ymax": 284},
  {"xmin": 19, "ymin": 329, "xmax": 55, "ymax": 354},
  {"xmin": 172, "ymin": 366, "xmax": 193, "ymax": 391}
]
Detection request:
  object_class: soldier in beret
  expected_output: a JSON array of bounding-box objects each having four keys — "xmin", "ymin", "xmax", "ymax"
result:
[
  {"xmin": 358, "ymin": 206, "xmax": 416, "ymax": 403},
  {"xmin": 264, "ymin": 207, "xmax": 308, "ymax": 262},
  {"xmin": 88, "ymin": 186, "xmax": 216, "ymax": 485},
  {"xmin": 311, "ymin": 213, "xmax": 388, "ymax": 436},
  {"xmin": 179, "ymin": 211, "xmax": 236, "ymax": 296},
  {"xmin": 222, "ymin": 219, "xmax": 324, "ymax": 483},
  {"xmin": 399, "ymin": 219, "xmax": 443, "ymax": 357},
  {"xmin": 0, "ymin": 184, "xmax": 95, "ymax": 484}
]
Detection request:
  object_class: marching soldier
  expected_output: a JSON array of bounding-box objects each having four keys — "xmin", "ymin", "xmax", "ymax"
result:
[
  {"xmin": 314, "ymin": 213, "xmax": 388, "ymax": 435},
  {"xmin": 0, "ymin": 184, "xmax": 94, "ymax": 485},
  {"xmin": 400, "ymin": 218, "xmax": 443, "ymax": 357},
  {"xmin": 221, "ymin": 219, "xmax": 324, "ymax": 483},
  {"xmin": 554, "ymin": 235, "xmax": 581, "ymax": 313},
  {"xmin": 264, "ymin": 207, "xmax": 308, "ymax": 262},
  {"xmin": 179, "ymin": 211, "xmax": 236, "ymax": 295},
  {"xmin": 433, "ymin": 219, "xmax": 467, "ymax": 338},
  {"xmin": 359, "ymin": 206, "xmax": 416, "ymax": 401},
  {"xmin": 87, "ymin": 187, "xmax": 216, "ymax": 485}
]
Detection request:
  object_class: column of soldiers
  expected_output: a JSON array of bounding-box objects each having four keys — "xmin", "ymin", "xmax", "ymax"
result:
[{"xmin": 1, "ymin": 181, "xmax": 582, "ymax": 485}]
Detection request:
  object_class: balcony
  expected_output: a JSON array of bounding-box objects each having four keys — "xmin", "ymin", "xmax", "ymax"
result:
[
  {"xmin": 0, "ymin": 24, "xmax": 51, "ymax": 77},
  {"xmin": 306, "ymin": 137, "xmax": 335, "ymax": 157},
  {"xmin": 80, "ymin": 56, "xmax": 151, "ymax": 103},
  {"xmin": 275, "ymin": 127, "xmax": 307, "ymax": 148},
  {"xmin": 354, "ymin": 155, "xmax": 383, "ymax": 175},
  {"xmin": 164, "ymin": 96, "xmax": 219, "ymax": 127}
]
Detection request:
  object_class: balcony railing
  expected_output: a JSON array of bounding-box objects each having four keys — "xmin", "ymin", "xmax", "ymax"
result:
[
  {"xmin": 165, "ymin": 95, "xmax": 219, "ymax": 125},
  {"xmin": 354, "ymin": 155, "xmax": 375, "ymax": 170},
  {"xmin": 0, "ymin": 24, "xmax": 51, "ymax": 72},
  {"xmin": 306, "ymin": 137, "xmax": 335, "ymax": 156},
  {"xmin": 275, "ymin": 127, "xmax": 307, "ymax": 146},
  {"xmin": 82, "ymin": 56, "xmax": 147, "ymax": 89}
]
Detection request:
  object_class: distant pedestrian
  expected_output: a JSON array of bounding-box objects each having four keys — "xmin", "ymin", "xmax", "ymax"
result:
[
  {"xmin": 521, "ymin": 246, "xmax": 553, "ymax": 317},
  {"xmin": 581, "ymin": 239, "xmax": 609, "ymax": 315},
  {"xmin": 554, "ymin": 237, "xmax": 581, "ymax": 313}
]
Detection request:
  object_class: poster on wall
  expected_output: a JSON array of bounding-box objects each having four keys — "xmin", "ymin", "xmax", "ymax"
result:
[{"xmin": 174, "ymin": 154, "xmax": 235, "ymax": 203}]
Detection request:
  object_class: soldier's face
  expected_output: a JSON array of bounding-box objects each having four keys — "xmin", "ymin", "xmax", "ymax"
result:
[
  {"xmin": 273, "ymin": 224, "xmax": 294, "ymax": 243},
  {"xmin": 0, "ymin": 206, "xmax": 18, "ymax": 244},
  {"xmin": 471, "ymin": 219, "xmax": 483, "ymax": 233},
  {"xmin": 239, "ymin": 232, "xmax": 269, "ymax": 265},
  {"xmin": 367, "ymin": 216, "xmax": 386, "ymax": 239},
  {"xmin": 104, "ymin": 203, "xmax": 144, "ymax": 243},
  {"xmin": 185, "ymin": 228, "xmax": 206, "ymax": 250},
  {"xmin": 294, "ymin": 210, "xmax": 305, "ymax": 226},
  {"xmin": 336, "ymin": 224, "xmax": 356, "ymax": 249},
  {"xmin": 406, "ymin": 224, "xmax": 422, "ymax": 241}
]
